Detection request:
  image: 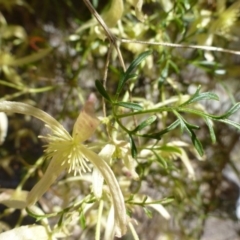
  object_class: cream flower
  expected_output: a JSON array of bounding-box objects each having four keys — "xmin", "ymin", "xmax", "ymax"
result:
[
  {"xmin": 0, "ymin": 98, "xmax": 127, "ymax": 237},
  {"xmin": 92, "ymin": 140, "xmax": 139, "ymax": 200}
]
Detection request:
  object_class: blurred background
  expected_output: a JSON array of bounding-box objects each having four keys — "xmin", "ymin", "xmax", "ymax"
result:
[{"xmin": 0, "ymin": 0, "xmax": 240, "ymax": 239}]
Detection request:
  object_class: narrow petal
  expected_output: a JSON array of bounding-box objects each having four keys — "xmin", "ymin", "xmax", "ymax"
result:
[
  {"xmin": 92, "ymin": 144, "xmax": 116, "ymax": 198},
  {"xmin": 0, "ymin": 112, "xmax": 8, "ymax": 145},
  {"xmin": 0, "ymin": 101, "xmax": 70, "ymax": 139},
  {"xmin": 104, "ymin": 205, "xmax": 115, "ymax": 240},
  {"xmin": 122, "ymin": 151, "xmax": 139, "ymax": 180},
  {"xmin": 27, "ymin": 156, "xmax": 67, "ymax": 206},
  {"xmin": 99, "ymin": 144, "xmax": 116, "ymax": 164},
  {"xmin": 92, "ymin": 168, "xmax": 104, "ymax": 198},
  {"xmin": 80, "ymin": 145, "xmax": 127, "ymax": 237},
  {"xmin": 72, "ymin": 95, "xmax": 99, "ymax": 142},
  {"xmin": 179, "ymin": 149, "xmax": 195, "ymax": 179}
]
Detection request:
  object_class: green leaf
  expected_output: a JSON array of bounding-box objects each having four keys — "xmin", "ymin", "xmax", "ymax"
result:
[
  {"xmin": 142, "ymin": 195, "xmax": 148, "ymax": 203},
  {"xmin": 116, "ymin": 50, "xmax": 152, "ymax": 95},
  {"xmin": 174, "ymin": 111, "xmax": 199, "ymax": 131},
  {"xmin": 174, "ymin": 111, "xmax": 204, "ymax": 156},
  {"xmin": 152, "ymin": 150, "xmax": 169, "ymax": 169},
  {"xmin": 95, "ymin": 80, "xmax": 112, "ymax": 102},
  {"xmin": 115, "ymin": 101, "xmax": 143, "ymax": 110},
  {"xmin": 190, "ymin": 91, "xmax": 219, "ymax": 103},
  {"xmin": 204, "ymin": 117, "xmax": 216, "ymax": 143},
  {"xmin": 152, "ymin": 149, "xmax": 178, "ymax": 171},
  {"xmin": 169, "ymin": 60, "xmax": 179, "ymax": 73},
  {"xmin": 143, "ymin": 207, "xmax": 153, "ymax": 218},
  {"xmin": 185, "ymin": 121, "xmax": 200, "ymax": 130},
  {"xmin": 190, "ymin": 130, "xmax": 204, "ymax": 156},
  {"xmin": 141, "ymin": 119, "xmax": 180, "ymax": 139},
  {"xmin": 218, "ymin": 102, "xmax": 240, "ymax": 119},
  {"xmin": 178, "ymin": 117, "xmax": 187, "ymax": 133},
  {"xmin": 180, "ymin": 86, "xmax": 219, "ymax": 106},
  {"xmin": 218, "ymin": 119, "xmax": 240, "ymax": 130},
  {"xmin": 158, "ymin": 62, "xmax": 169, "ymax": 84},
  {"xmin": 132, "ymin": 115, "xmax": 157, "ymax": 133},
  {"xmin": 141, "ymin": 132, "xmax": 162, "ymax": 140},
  {"xmin": 157, "ymin": 145, "xmax": 182, "ymax": 154},
  {"xmin": 129, "ymin": 134, "xmax": 137, "ymax": 158},
  {"xmin": 58, "ymin": 213, "xmax": 64, "ymax": 227},
  {"xmin": 180, "ymin": 103, "xmax": 240, "ymax": 121},
  {"xmin": 125, "ymin": 50, "xmax": 152, "ymax": 77},
  {"xmin": 151, "ymin": 197, "xmax": 175, "ymax": 205},
  {"xmin": 79, "ymin": 211, "xmax": 86, "ymax": 229}
]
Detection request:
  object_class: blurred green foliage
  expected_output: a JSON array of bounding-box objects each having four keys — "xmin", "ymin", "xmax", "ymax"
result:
[{"xmin": 0, "ymin": 0, "xmax": 240, "ymax": 239}]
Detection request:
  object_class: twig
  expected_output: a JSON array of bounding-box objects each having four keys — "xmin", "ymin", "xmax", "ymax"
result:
[
  {"xmin": 82, "ymin": 0, "xmax": 126, "ymax": 70},
  {"xmin": 102, "ymin": 44, "xmax": 113, "ymax": 117},
  {"xmin": 120, "ymin": 38, "xmax": 240, "ymax": 55}
]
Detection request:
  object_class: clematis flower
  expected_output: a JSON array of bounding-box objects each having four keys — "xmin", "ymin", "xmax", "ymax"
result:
[
  {"xmin": 0, "ymin": 97, "xmax": 127, "ymax": 237},
  {"xmin": 92, "ymin": 140, "xmax": 139, "ymax": 200}
]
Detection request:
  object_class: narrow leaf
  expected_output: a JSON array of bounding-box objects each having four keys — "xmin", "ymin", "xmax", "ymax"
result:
[
  {"xmin": 132, "ymin": 115, "xmax": 157, "ymax": 133},
  {"xmin": 115, "ymin": 102, "xmax": 143, "ymax": 111},
  {"xmin": 116, "ymin": 50, "xmax": 152, "ymax": 95},
  {"xmin": 140, "ymin": 132, "xmax": 162, "ymax": 140},
  {"xmin": 141, "ymin": 119, "xmax": 180, "ymax": 139},
  {"xmin": 185, "ymin": 121, "xmax": 200, "ymax": 130},
  {"xmin": 204, "ymin": 117, "xmax": 216, "ymax": 143},
  {"xmin": 188, "ymin": 92, "xmax": 219, "ymax": 104},
  {"xmin": 79, "ymin": 211, "xmax": 86, "ymax": 229},
  {"xmin": 126, "ymin": 50, "xmax": 152, "ymax": 75},
  {"xmin": 58, "ymin": 213, "xmax": 64, "ymax": 227},
  {"xmin": 157, "ymin": 146, "xmax": 182, "ymax": 154},
  {"xmin": 129, "ymin": 134, "xmax": 137, "ymax": 158},
  {"xmin": 181, "ymin": 86, "xmax": 219, "ymax": 106},
  {"xmin": 95, "ymin": 80, "xmax": 112, "ymax": 102},
  {"xmin": 191, "ymin": 130, "xmax": 204, "ymax": 156},
  {"xmin": 218, "ymin": 119, "xmax": 240, "ymax": 130},
  {"xmin": 218, "ymin": 102, "xmax": 240, "ymax": 119},
  {"xmin": 178, "ymin": 117, "xmax": 186, "ymax": 133},
  {"xmin": 152, "ymin": 150, "xmax": 169, "ymax": 169},
  {"xmin": 174, "ymin": 111, "xmax": 199, "ymax": 131},
  {"xmin": 175, "ymin": 110, "xmax": 204, "ymax": 155}
]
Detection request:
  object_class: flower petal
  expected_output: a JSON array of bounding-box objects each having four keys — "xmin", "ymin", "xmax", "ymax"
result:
[
  {"xmin": 72, "ymin": 95, "xmax": 99, "ymax": 142},
  {"xmin": 0, "ymin": 112, "xmax": 8, "ymax": 145},
  {"xmin": 80, "ymin": 145, "xmax": 127, "ymax": 237},
  {"xmin": 100, "ymin": 144, "xmax": 116, "ymax": 163},
  {"xmin": 92, "ymin": 144, "xmax": 116, "ymax": 198},
  {"xmin": 27, "ymin": 156, "xmax": 67, "ymax": 206},
  {"xmin": 122, "ymin": 149, "xmax": 139, "ymax": 180},
  {"xmin": 0, "ymin": 101, "xmax": 70, "ymax": 139},
  {"xmin": 92, "ymin": 168, "xmax": 104, "ymax": 199},
  {"xmin": 104, "ymin": 205, "xmax": 115, "ymax": 240}
]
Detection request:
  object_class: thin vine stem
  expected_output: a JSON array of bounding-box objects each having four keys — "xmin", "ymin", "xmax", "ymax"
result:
[
  {"xmin": 82, "ymin": 0, "xmax": 126, "ymax": 70},
  {"xmin": 120, "ymin": 38, "xmax": 240, "ymax": 55},
  {"xmin": 116, "ymin": 106, "xmax": 176, "ymax": 119}
]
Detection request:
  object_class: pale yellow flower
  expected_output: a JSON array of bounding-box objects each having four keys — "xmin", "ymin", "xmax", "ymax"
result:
[{"xmin": 0, "ymin": 98, "xmax": 127, "ymax": 237}]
